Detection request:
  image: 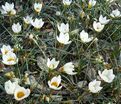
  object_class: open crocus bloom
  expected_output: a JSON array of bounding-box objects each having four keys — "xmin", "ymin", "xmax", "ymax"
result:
[
  {"xmin": 88, "ymin": 79, "xmax": 103, "ymax": 93},
  {"xmin": 48, "ymin": 75, "xmax": 62, "ymax": 90},
  {"xmin": 93, "ymin": 21, "xmax": 104, "ymax": 32},
  {"xmin": 57, "ymin": 32, "xmax": 71, "ymax": 44},
  {"xmin": 63, "ymin": 0, "xmax": 72, "ymax": 6},
  {"xmin": 47, "ymin": 58, "xmax": 59, "ymax": 69},
  {"xmin": 1, "ymin": 45, "xmax": 13, "ymax": 55},
  {"xmin": 12, "ymin": 23, "xmax": 22, "ymax": 33},
  {"xmin": 34, "ymin": 2, "xmax": 42, "ymax": 13},
  {"xmin": 57, "ymin": 23, "xmax": 69, "ymax": 33},
  {"xmin": 62, "ymin": 62, "xmax": 77, "ymax": 75},
  {"xmin": 110, "ymin": 9, "xmax": 121, "ymax": 18},
  {"xmin": 2, "ymin": 52, "xmax": 18, "ymax": 65},
  {"xmin": 23, "ymin": 15, "xmax": 32, "ymax": 25},
  {"xmin": 14, "ymin": 86, "xmax": 30, "ymax": 101},
  {"xmin": 88, "ymin": 0, "xmax": 96, "ymax": 8},
  {"xmin": 99, "ymin": 15, "xmax": 110, "ymax": 25},
  {"xmin": 1, "ymin": 2, "xmax": 16, "ymax": 15},
  {"xmin": 98, "ymin": 69, "xmax": 115, "ymax": 83},
  {"xmin": 80, "ymin": 30, "xmax": 93, "ymax": 43},
  {"xmin": 31, "ymin": 18, "xmax": 44, "ymax": 29},
  {"xmin": 5, "ymin": 80, "xmax": 18, "ymax": 95}
]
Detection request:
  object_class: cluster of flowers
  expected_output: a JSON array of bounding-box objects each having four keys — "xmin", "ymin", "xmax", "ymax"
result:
[
  {"xmin": 5, "ymin": 80, "xmax": 30, "ymax": 101},
  {"xmin": 0, "ymin": 45, "xmax": 30, "ymax": 101},
  {"xmin": 47, "ymin": 58, "xmax": 116, "ymax": 93},
  {"xmin": 2, "ymin": 2, "xmax": 44, "ymax": 34},
  {"xmin": 1, "ymin": 45, "xmax": 18, "ymax": 65},
  {"xmin": 0, "ymin": 0, "xmax": 120, "ymax": 102},
  {"xmin": 0, "ymin": 45, "xmax": 77, "ymax": 100},
  {"xmin": 47, "ymin": 58, "xmax": 77, "ymax": 90},
  {"xmin": 88, "ymin": 69, "xmax": 115, "ymax": 93}
]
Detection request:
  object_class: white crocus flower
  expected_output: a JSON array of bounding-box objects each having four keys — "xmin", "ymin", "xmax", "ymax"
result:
[
  {"xmin": 34, "ymin": 2, "xmax": 42, "ymax": 13},
  {"xmin": 31, "ymin": 18, "xmax": 44, "ymax": 29},
  {"xmin": 80, "ymin": 30, "xmax": 93, "ymax": 43},
  {"xmin": 47, "ymin": 58, "xmax": 59, "ymax": 69},
  {"xmin": 88, "ymin": 0, "xmax": 96, "ymax": 8},
  {"xmin": 62, "ymin": 62, "xmax": 77, "ymax": 75},
  {"xmin": 110, "ymin": 9, "xmax": 121, "ymax": 18},
  {"xmin": 98, "ymin": 69, "xmax": 115, "ymax": 83},
  {"xmin": 93, "ymin": 21, "xmax": 104, "ymax": 32},
  {"xmin": 1, "ymin": 2, "xmax": 16, "ymax": 15},
  {"xmin": 1, "ymin": 45, "xmax": 13, "ymax": 55},
  {"xmin": 57, "ymin": 23, "xmax": 69, "ymax": 33},
  {"xmin": 63, "ymin": 0, "xmax": 72, "ymax": 6},
  {"xmin": 12, "ymin": 23, "xmax": 22, "ymax": 33},
  {"xmin": 99, "ymin": 15, "xmax": 110, "ymax": 25},
  {"xmin": 48, "ymin": 75, "xmax": 62, "ymax": 90},
  {"xmin": 88, "ymin": 79, "xmax": 103, "ymax": 93},
  {"xmin": 23, "ymin": 16, "xmax": 32, "ymax": 25},
  {"xmin": 14, "ymin": 86, "xmax": 30, "ymax": 101},
  {"xmin": 4, "ymin": 80, "xmax": 18, "ymax": 95},
  {"xmin": 57, "ymin": 33, "xmax": 71, "ymax": 44},
  {"xmin": 2, "ymin": 52, "xmax": 18, "ymax": 65}
]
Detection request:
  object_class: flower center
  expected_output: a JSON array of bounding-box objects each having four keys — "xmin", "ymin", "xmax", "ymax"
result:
[
  {"xmin": 36, "ymin": 8, "xmax": 40, "ymax": 12},
  {"xmin": 51, "ymin": 82, "xmax": 58, "ymax": 87},
  {"xmin": 49, "ymin": 64, "xmax": 54, "ymax": 69},
  {"xmin": 7, "ymin": 57, "xmax": 15, "ymax": 62},
  {"xmin": 4, "ymin": 50, "xmax": 8, "ymax": 54},
  {"xmin": 17, "ymin": 91, "xmax": 25, "ymax": 98}
]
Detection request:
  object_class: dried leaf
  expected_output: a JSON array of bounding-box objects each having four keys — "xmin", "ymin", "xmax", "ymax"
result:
[
  {"xmin": 37, "ymin": 56, "xmax": 48, "ymax": 72},
  {"xmin": 77, "ymin": 81, "xmax": 87, "ymax": 88},
  {"xmin": 86, "ymin": 68, "xmax": 96, "ymax": 80}
]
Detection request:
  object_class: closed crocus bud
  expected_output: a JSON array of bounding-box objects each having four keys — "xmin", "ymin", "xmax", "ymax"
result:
[
  {"xmin": 2, "ymin": 52, "xmax": 18, "ymax": 65},
  {"xmin": 93, "ymin": 21, "xmax": 104, "ymax": 32},
  {"xmin": 99, "ymin": 15, "xmax": 110, "ymax": 25},
  {"xmin": 110, "ymin": 9, "xmax": 121, "ymax": 18},
  {"xmin": 56, "ymin": 11, "xmax": 61, "ymax": 16},
  {"xmin": 12, "ymin": 23, "xmax": 22, "ymax": 33},
  {"xmin": 88, "ymin": 0, "xmax": 96, "ymax": 8},
  {"xmin": 14, "ymin": 86, "xmax": 30, "ymax": 101},
  {"xmin": 47, "ymin": 58, "xmax": 59, "ymax": 69},
  {"xmin": 62, "ymin": 62, "xmax": 77, "ymax": 75},
  {"xmin": 57, "ymin": 23, "xmax": 69, "ymax": 33},
  {"xmin": 1, "ymin": 45, "xmax": 13, "ymax": 55},
  {"xmin": 80, "ymin": 30, "xmax": 93, "ymax": 43},
  {"xmin": 63, "ymin": 0, "xmax": 72, "ymax": 6},
  {"xmin": 23, "ymin": 15, "xmax": 32, "ymax": 25},
  {"xmin": 43, "ymin": 95, "xmax": 50, "ymax": 103},
  {"xmin": 29, "ymin": 34, "xmax": 34, "ymax": 40},
  {"xmin": 4, "ymin": 80, "xmax": 18, "ymax": 94},
  {"xmin": 48, "ymin": 75, "xmax": 62, "ymax": 90},
  {"xmin": 34, "ymin": 2, "xmax": 42, "ymax": 13},
  {"xmin": 88, "ymin": 79, "xmax": 103, "ymax": 93},
  {"xmin": 56, "ymin": 33, "xmax": 71, "ymax": 45},
  {"xmin": 80, "ymin": 11, "xmax": 85, "ymax": 18},
  {"xmin": 98, "ymin": 69, "xmax": 115, "ymax": 83},
  {"xmin": 31, "ymin": 18, "xmax": 44, "ymax": 29},
  {"xmin": 1, "ymin": 2, "xmax": 16, "ymax": 15}
]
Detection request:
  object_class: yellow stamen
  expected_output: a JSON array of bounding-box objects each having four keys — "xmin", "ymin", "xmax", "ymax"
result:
[
  {"xmin": 17, "ymin": 91, "xmax": 25, "ymax": 98},
  {"xmin": 7, "ymin": 57, "xmax": 15, "ymax": 62},
  {"xmin": 51, "ymin": 82, "xmax": 58, "ymax": 87},
  {"xmin": 35, "ymin": 8, "xmax": 40, "ymax": 12},
  {"xmin": 4, "ymin": 50, "xmax": 8, "ymax": 54}
]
